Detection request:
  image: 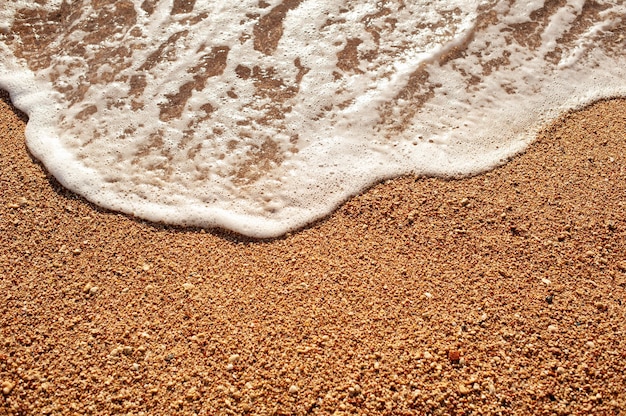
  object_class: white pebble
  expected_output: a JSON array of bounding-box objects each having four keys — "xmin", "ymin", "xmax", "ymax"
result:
[
  {"xmin": 289, "ymin": 385, "xmax": 299, "ymax": 394},
  {"xmin": 2, "ymin": 381, "xmax": 15, "ymax": 395}
]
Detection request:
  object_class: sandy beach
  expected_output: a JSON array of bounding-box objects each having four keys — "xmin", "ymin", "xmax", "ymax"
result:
[{"xmin": 1, "ymin": 89, "xmax": 626, "ymax": 414}]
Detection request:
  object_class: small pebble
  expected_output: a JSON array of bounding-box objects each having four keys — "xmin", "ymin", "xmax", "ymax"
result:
[
  {"xmin": 2, "ymin": 381, "xmax": 15, "ymax": 395},
  {"xmin": 187, "ymin": 387, "xmax": 199, "ymax": 398},
  {"xmin": 548, "ymin": 324, "xmax": 558, "ymax": 332},
  {"xmin": 458, "ymin": 384, "xmax": 470, "ymax": 395},
  {"xmin": 289, "ymin": 385, "xmax": 299, "ymax": 394},
  {"xmin": 423, "ymin": 351, "xmax": 433, "ymax": 360},
  {"xmin": 228, "ymin": 354, "xmax": 240, "ymax": 364},
  {"xmin": 348, "ymin": 384, "xmax": 362, "ymax": 396},
  {"xmin": 448, "ymin": 350, "xmax": 461, "ymax": 363},
  {"xmin": 89, "ymin": 286, "xmax": 99, "ymax": 295}
]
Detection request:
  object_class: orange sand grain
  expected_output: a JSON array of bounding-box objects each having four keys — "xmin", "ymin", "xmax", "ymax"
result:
[{"xmin": 1, "ymin": 90, "xmax": 626, "ymax": 414}]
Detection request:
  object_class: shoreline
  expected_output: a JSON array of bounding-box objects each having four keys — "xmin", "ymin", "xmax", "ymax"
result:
[{"xmin": 1, "ymin": 91, "xmax": 626, "ymax": 414}]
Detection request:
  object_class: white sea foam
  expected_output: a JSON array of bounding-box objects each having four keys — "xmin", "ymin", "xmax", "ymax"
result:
[{"xmin": 1, "ymin": 0, "xmax": 625, "ymax": 237}]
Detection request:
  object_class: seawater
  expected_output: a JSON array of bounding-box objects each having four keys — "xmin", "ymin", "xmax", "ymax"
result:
[{"xmin": 1, "ymin": 0, "xmax": 625, "ymax": 237}]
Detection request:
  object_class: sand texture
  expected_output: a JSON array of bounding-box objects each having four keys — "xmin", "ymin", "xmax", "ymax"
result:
[{"xmin": 1, "ymin": 90, "xmax": 626, "ymax": 415}]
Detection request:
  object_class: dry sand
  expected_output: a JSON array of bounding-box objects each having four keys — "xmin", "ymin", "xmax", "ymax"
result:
[{"xmin": 1, "ymin": 89, "xmax": 626, "ymax": 415}]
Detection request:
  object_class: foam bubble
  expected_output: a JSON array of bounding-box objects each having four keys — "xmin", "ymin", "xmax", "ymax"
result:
[{"xmin": 1, "ymin": 0, "xmax": 625, "ymax": 237}]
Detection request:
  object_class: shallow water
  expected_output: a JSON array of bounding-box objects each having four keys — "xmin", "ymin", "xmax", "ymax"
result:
[{"xmin": 1, "ymin": 0, "xmax": 625, "ymax": 237}]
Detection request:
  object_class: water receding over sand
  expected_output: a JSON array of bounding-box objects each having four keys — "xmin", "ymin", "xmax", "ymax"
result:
[{"xmin": 1, "ymin": 1, "xmax": 625, "ymax": 237}]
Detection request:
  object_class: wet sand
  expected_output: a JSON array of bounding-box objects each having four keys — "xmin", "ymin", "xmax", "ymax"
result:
[{"xmin": 1, "ymin": 89, "xmax": 626, "ymax": 415}]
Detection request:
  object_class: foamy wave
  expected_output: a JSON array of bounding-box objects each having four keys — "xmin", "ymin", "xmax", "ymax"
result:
[{"xmin": 1, "ymin": 0, "xmax": 625, "ymax": 237}]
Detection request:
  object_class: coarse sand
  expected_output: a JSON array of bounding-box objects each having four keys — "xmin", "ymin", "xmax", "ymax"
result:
[{"xmin": 1, "ymin": 89, "xmax": 626, "ymax": 415}]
